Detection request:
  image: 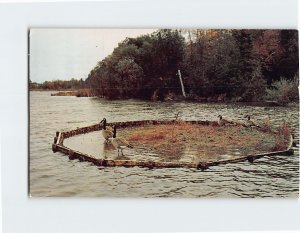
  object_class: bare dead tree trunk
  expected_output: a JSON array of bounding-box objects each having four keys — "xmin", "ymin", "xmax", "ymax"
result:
[{"xmin": 178, "ymin": 69, "xmax": 186, "ymax": 98}]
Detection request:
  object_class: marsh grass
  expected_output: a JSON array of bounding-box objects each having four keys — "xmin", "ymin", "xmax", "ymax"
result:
[
  {"xmin": 273, "ymin": 121, "xmax": 291, "ymax": 151},
  {"xmin": 51, "ymin": 89, "xmax": 93, "ymax": 97},
  {"xmin": 265, "ymin": 77, "xmax": 299, "ymax": 106},
  {"xmin": 260, "ymin": 116, "xmax": 273, "ymax": 133},
  {"xmin": 123, "ymin": 122, "xmax": 279, "ymax": 159}
]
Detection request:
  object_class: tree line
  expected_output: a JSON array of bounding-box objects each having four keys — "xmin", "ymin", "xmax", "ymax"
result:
[
  {"xmin": 30, "ymin": 29, "xmax": 298, "ymax": 103},
  {"xmin": 29, "ymin": 78, "xmax": 86, "ymax": 90},
  {"xmin": 86, "ymin": 29, "xmax": 298, "ymax": 102}
]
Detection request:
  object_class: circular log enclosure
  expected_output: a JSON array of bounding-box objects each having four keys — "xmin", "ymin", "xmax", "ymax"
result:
[{"xmin": 52, "ymin": 120, "xmax": 295, "ymax": 171}]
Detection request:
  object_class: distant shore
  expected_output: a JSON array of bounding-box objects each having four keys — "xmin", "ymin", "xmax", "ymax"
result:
[
  {"xmin": 30, "ymin": 88, "xmax": 94, "ymax": 97},
  {"xmin": 51, "ymin": 89, "xmax": 94, "ymax": 97},
  {"xmin": 29, "ymin": 89, "xmax": 298, "ymax": 107}
]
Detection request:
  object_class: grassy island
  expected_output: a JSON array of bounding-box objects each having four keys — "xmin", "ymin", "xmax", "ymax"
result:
[
  {"xmin": 120, "ymin": 121, "xmax": 291, "ymax": 162},
  {"xmin": 57, "ymin": 120, "xmax": 293, "ymax": 170}
]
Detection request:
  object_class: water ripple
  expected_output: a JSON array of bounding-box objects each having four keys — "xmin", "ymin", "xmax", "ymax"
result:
[{"xmin": 29, "ymin": 91, "xmax": 299, "ymax": 197}]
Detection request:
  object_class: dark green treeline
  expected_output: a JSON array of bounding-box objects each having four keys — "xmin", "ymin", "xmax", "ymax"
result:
[{"xmin": 86, "ymin": 29, "xmax": 299, "ymax": 101}]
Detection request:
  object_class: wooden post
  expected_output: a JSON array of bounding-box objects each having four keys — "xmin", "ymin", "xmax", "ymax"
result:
[
  {"xmin": 57, "ymin": 132, "xmax": 62, "ymax": 145},
  {"xmin": 177, "ymin": 69, "xmax": 186, "ymax": 98},
  {"xmin": 52, "ymin": 144, "xmax": 57, "ymax": 153}
]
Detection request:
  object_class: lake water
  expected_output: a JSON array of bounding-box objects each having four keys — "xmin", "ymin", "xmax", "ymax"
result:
[{"xmin": 29, "ymin": 91, "xmax": 299, "ymax": 197}]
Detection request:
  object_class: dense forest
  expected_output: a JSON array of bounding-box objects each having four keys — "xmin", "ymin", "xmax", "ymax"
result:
[
  {"xmin": 86, "ymin": 29, "xmax": 299, "ymax": 103},
  {"xmin": 30, "ymin": 29, "xmax": 298, "ymax": 104}
]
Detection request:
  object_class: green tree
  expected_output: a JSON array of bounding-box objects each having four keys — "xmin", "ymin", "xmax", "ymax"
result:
[
  {"xmin": 115, "ymin": 58, "xmax": 144, "ymax": 98},
  {"xmin": 277, "ymin": 30, "xmax": 299, "ymax": 80},
  {"xmin": 87, "ymin": 29, "xmax": 185, "ymax": 100},
  {"xmin": 232, "ymin": 30, "xmax": 266, "ymax": 101}
]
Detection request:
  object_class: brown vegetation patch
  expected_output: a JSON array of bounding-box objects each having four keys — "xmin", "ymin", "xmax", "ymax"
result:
[
  {"xmin": 273, "ymin": 122, "xmax": 291, "ymax": 151},
  {"xmin": 51, "ymin": 89, "xmax": 94, "ymax": 97},
  {"xmin": 120, "ymin": 121, "xmax": 280, "ymax": 162}
]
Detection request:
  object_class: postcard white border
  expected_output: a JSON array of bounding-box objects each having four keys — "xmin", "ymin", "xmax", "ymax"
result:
[{"xmin": 0, "ymin": 1, "xmax": 299, "ymax": 233}]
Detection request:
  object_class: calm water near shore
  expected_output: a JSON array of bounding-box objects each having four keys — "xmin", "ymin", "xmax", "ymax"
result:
[{"xmin": 29, "ymin": 91, "xmax": 299, "ymax": 197}]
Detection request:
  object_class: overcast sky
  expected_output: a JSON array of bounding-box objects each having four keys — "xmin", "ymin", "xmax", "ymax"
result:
[{"xmin": 29, "ymin": 28, "xmax": 156, "ymax": 83}]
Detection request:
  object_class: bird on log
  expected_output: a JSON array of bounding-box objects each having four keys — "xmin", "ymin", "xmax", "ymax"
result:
[
  {"xmin": 244, "ymin": 115, "xmax": 261, "ymax": 130},
  {"xmin": 100, "ymin": 118, "xmax": 113, "ymax": 143},
  {"xmin": 218, "ymin": 115, "xmax": 234, "ymax": 126},
  {"xmin": 110, "ymin": 125, "xmax": 133, "ymax": 156}
]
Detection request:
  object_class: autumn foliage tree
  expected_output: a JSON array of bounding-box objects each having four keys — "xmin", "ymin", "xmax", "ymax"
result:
[{"xmin": 86, "ymin": 29, "xmax": 298, "ymax": 102}]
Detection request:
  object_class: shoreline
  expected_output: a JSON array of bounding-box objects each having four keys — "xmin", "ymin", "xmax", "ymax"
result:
[
  {"xmin": 30, "ymin": 89, "xmax": 94, "ymax": 97},
  {"xmin": 29, "ymin": 90, "xmax": 298, "ymax": 107}
]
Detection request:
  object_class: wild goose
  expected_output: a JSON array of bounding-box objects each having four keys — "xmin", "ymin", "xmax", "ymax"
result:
[
  {"xmin": 100, "ymin": 118, "xmax": 113, "ymax": 143},
  {"xmin": 110, "ymin": 125, "xmax": 133, "ymax": 156},
  {"xmin": 244, "ymin": 115, "xmax": 261, "ymax": 129},
  {"xmin": 218, "ymin": 115, "xmax": 234, "ymax": 126}
]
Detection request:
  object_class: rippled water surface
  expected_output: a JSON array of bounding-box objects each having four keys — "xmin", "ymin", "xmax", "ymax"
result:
[{"xmin": 29, "ymin": 91, "xmax": 299, "ymax": 197}]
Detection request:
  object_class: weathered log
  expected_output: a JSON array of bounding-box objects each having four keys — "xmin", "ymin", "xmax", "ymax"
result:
[
  {"xmin": 54, "ymin": 141, "xmax": 295, "ymax": 170},
  {"xmin": 52, "ymin": 120, "xmax": 295, "ymax": 170},
  {"xmin": 197, "ymin": 162, "xmax": 209, "ymax": 171},
  {"xmin": 52, "ymin": 143, "xmax": 57, "ymax": 153},
  {"xmin": 247, "ymin": 156, "xmax": 254, "ymax": 163}
]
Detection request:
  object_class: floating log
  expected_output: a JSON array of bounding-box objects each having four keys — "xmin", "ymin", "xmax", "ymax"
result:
[{"xmin": 52, "ymin": 120, "xmax": 295, "ymax": 170}]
